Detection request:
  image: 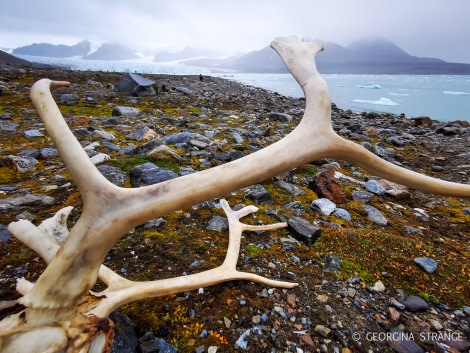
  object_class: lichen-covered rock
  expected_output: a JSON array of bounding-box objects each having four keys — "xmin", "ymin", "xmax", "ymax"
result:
[{"xmin": 129, "ymin": 162, "xmax": 178, "ymax": 187}]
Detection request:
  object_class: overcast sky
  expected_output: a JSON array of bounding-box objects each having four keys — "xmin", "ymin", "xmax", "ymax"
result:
[{"xmin": 1, "ymin": 0, "xmax": 469, "ymax": 63}]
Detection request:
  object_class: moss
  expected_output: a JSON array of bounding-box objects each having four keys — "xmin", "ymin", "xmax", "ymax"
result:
[{"xmin": 245, "ymin": 245, "xmax": 261, "ymax": 256}]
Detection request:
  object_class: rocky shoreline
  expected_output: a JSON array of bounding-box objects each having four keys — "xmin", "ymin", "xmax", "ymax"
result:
[{"xmin": 0, "ymin": 65, "xmax": 469, "ymax": 353}]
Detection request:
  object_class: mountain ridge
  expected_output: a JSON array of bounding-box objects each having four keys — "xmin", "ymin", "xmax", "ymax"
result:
[{"xmin": 6, "ymin": 37, "xmax": 470, "ymax": 74}]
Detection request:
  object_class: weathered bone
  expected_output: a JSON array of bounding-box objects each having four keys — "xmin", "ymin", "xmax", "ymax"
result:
[{"xmin": 1, "ymin": 35, "xmax": 469, "ymax": 352}]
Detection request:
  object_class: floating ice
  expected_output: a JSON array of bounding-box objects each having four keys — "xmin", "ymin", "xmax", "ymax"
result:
[
  {"xmin": 388, "ymin": 92, "xmax": 409, "ymax": 96},
  {"xmin": 358, "ymin": 84, "xmax": 381, "ymax": 89},
  {"xmin": 442, "ymin": 90, "xmax": 469, "ymax": 95},
  {"xmin": 350, "ymin": 97, "xmax": 399, "ymax": 106}
]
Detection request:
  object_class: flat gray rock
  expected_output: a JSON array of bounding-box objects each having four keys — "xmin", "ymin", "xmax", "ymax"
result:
[{"xmin": 414, "ymin": 257, "xmax": 438, "ymax": 273}]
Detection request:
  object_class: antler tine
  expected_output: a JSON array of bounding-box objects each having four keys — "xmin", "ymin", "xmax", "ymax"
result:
[{"xmin": 90, "ymin": 199, "xmax": 296, "ymax": 318}]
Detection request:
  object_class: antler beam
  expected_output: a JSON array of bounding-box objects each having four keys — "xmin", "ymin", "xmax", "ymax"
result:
[{"xmin": 1, "ymin": 35, "xmax": 469, "ymax": 353}]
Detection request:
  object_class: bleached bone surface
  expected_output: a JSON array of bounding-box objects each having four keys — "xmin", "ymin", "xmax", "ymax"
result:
[{"xmin": 1, "ymin": 35, "xmax": 469, "ymax": 353}]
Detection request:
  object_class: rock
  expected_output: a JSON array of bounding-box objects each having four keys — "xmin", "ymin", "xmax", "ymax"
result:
[
  {"xmin": 23, "ymin": 129, "xmax": 44, "ymax": 138},
  {"xmin": 287, "ymin": 216, "xmax": 321, "ymax": 245},
  {"xmin": 129, "ymin": 140, "xmax": 164, "ymax": 156},
  {"xmin": 126, "ymin": 126, "xmax": 158, "ymax": 141},
  {"xmin": 352, "ymin": 190, "xmax": 374, "ymax": 202},
  {"xmin": 323, "ymin": 255, "xmax": 342, "ymax": 273},
  {"xmin": 0, "ymin": 122, "xmax": 18, "ymax": 131},
  {"xmin": 66, "ymin": 115, "xmax": 92, "ymax": 126},
  {"xmin": 0, "ymin": 193, "xmax": 54, "ymax": 214},
  {"xmin": 163, "ymin": 132, "xmax": 209, "ymax": 145},
  {"xmin": 282, "ymin": 201, "xmax": 305, "ymax": 215},
  {"xmin": 365, "ymin": 180, "xmax": 387, "ymax": 195},
  {"xmin": 274, "ymin": 180, "xmax": 305, "ymax": 196},
  {"xmin": 235, "ymin": 329, "xmax": 250, "ymax": 350},
  {"xmin": 310, "ymin": 198, "xmax": 336, "ymax": 216},
  {"xmin": 332, "ymin": 208, "xmax": 352, "ymax": 221},
  {"xmin": 308, "ymin": 168, "xmax": 346, "ymax": 203},
  {"xmin": 369, "ymin": 280, "xmax": 386, "ymax": 292},
  {"xmin": 0, "ymin": 224, "xmax": 12, "ymax": 246},
  {"xmin": 92, "ymin": 129, "xmax": 115, "ymax": 140},
  {"xmin": 414, "ymin": 257, "xmax": 438, "ymax": 273},
  {"xmin": 436, "ymin": 126, "xmax": 461, "ymax": 136},
  {"xmin": 97, "ymin": 165, "xmax": 127, "ymax": 186},
  {"xmin": 112, "ymin": 106, "xmax": 142, "ymax": 117},
  {"xmin": 207, "ymin": 215, "xmax": 228, "ymax": 232},
  {"xmin": 130, "ymin": 163, "xmax": 178, "ymax": 187},
  {"xmin": 388, "ymin": 307, "xmax": 401, "ymax": 325},
  {"xmin": 110, "ymin": 312, "xmax": 138, "ymax": 353},
  {"xmin": 314, "ymin": 324, "xmax": 331, "ymax": 338},
  {"xmin": 139, "ymin": 337, "xmax": 178, "ymax": 353},
  {"xmin": 399, "ymin": 296, "xmax": 429, "ymax": 312},
  {"xmin": 1, "ymin": 155, "xmax": 38, "ymax": 172},
  {"xmin": 413, "ymin": 116, "xmax": 433, "ymax": 127},
  {"xmin": 404, "ymin": 226, "xmax": 422, "ymax": 235},
  {"xmin": 386, "ymin": 188, "xmax": 411, "ymax": 200},
  {"xmin": 60, "ymin": 93, "xmax": 79, "ymax": 106},
  {"xmin": 90, "ymin": 153, "xmax": 111, "ymax": 164},
  {"xmin": 39, "ymin": 148, "xmax": 58, "ymax": 159},
  {"xmin": 232, "ymin": 132, "xmax": 244, "ymax": 143},
  {"xmin": 387, "ymin": 327, "xmax": 425, "ymax": 353},
  {"xmin": 269, "ymin": 112, "xmax": 293, "ymax": 123},
  {"xmin": 361, "ymin": 205, "xmax": 387, "ymax": 226},
  {"xmin": 176, "ymin": 87, "xmax": 192, "ymax": 95},
  {"xmin": 148, "ymin": 145, "xmax": 182, "ymax": 163},
  {"xmin": 244, "ymin": 184, "xmax": 273, "ymax": 204}
]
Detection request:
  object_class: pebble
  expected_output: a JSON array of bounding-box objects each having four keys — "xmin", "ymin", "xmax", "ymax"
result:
[
  {"xmin": 310, "ymin": 198, "xmax": 336, "ymax": 216},
  {"xmin": 365, "ymin": 180, "xmax": 387, "ymax": 195},
  {"xmin": 414, "ymin": 257, "xmax": 438, "ymax": 273},
  {"xmin": 361, "ymin": 205, "xmax": 388, "ymax": 226}
]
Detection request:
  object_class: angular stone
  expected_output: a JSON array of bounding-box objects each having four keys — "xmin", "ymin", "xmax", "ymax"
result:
[
  {"xmin": 126, "ymin": 126, "xmax": 157, "ymax": 141},
  {"xmin": 332, "ymin": 208, "xmax": 352, "ymax": 221},
  {"xmin": 130, "ymin": 162, "xmax": 178, "ymax": 187},
  {"xmin": 287, "ymin": 216, "xmax": 321, "ymax": 245},
  {"xmin": 387, "ymin": 327, "xmax": 424, "ymax": 353},
  {"xmin": 109, "ymin": 312, "xmax": 138, "ymax": 353},
  {"xmin": 60, "ymin": 93, "xmax": 79, "ymax": 106},
  {"xmin": 282, "ymin": 201, "xmax": 305, "ymax": 215},
  {"xmin": 365, "ymin": 180, "xmax": 387, "ymax": 195},
  {"xmin": 274, "ymin": 180, "xmax": 305, "ymax": 196},
  {"xmin": 148, "ymin": 145, "xmax": 182, "ymax": 163},
  {"xmin": 90, "ymin": 153, "xmax": 111, "ymax": 165},
  {"xmin": 323, "ymin": 255, "xmax": 342, "ymax": 273},
  {"xmin": 308, "ymin": 168, "xmax": 346, "ymax": 203},
  {"xmin": 97, "ymin": 165, "xmax": 127, "ymax": 187},
  {"xmin": 414, "ymin": 257, "xmax": 438, "ymax": 273},
  {"xmin": 207, "ymin": 215, "xmax": 228, "ymax": 232},
  {"xmin": 0, "ymin": 224, "xmax": 12, "ymax": 247},
  {"xmin": 361, "ymin": 205, "xmax": 387, "ymax": 226},
  {"xmin": 39, "ymin": 148, "xmax": 58, "ymax": 159},
  {"xmin": 112, "ymin": 106, "xmax": 142, "ymax": 117},
  {"xmin": 352, "ymin": 190, "xmax": 374, "ymax": 202},
  {"xmin": 23, "ymin": 129, "xmax": 44, "ymax": 138},
  {"xmin": 244, "ymin": 184, "xmax": 273, "ymax": 204},
  {"xmin": 92, "ymin": 129, "xmax": 115, "ymax": 140},
  {"xmin": 163, "ymin": 132, "xmax": 209, "ymax": 145},
  {"xmin": 314, "ymin": 324, "xmax": 330, "ymax": 338},
  {"xmin": 1, "ymin": 155, "xmax": 38, "ymax": 172},
  {"xmin": 269, "ymin": 112, "xmax": 293, "ymax": 123},
  {"xmin": 399, "ymin": 296, "xmax": 429, "ymax": 312},
  {"xmin": 310, "ymin": 198, "xmax": 336, "ymax": 216}
]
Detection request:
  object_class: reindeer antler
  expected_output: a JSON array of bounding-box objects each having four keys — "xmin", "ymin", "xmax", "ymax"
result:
[{"xmin": 2, "ymin": 35, "xmax": 470, "ymax": 353}]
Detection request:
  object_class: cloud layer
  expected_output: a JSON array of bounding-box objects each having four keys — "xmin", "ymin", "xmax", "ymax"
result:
[{"xmin": 1, "ymin": 0, "xmax": 469, "ymax": 63}]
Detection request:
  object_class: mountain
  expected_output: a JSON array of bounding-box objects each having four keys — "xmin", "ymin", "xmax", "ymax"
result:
[
  {"xmin": 84, "ymin": 43, "xmax": 140, "ymax": 60},
  {"xmin": 0, "ymin": 50, "xmax": 31, "ymax": 66},
  {"xmin": 12, "ymin": 40, "xmax": 91, "ymax": 58},
  {"xmin": 153, "ymin": 47, "xmax": 227, "ymax": 62},
  {"xmin": 186, "ymin": 38, "xmax": 470, "ymax": 74}
]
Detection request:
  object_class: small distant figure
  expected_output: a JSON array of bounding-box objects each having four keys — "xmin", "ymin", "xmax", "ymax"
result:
[
  {"xmin": 199, "ymin": 73, "xmax": 204, "ymax": 82},
  {"xmin": 161, "ymin": 84, "xmax": 168, "ymax": 92}
]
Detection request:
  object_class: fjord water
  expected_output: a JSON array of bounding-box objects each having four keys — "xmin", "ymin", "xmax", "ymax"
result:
[
  {"xmin": 223, "ymin": 73, "xmax": 470, "ymax": 122},
  {"xmin": 18, "ymin": 54, "xmax": 470, "ymax": 122}
]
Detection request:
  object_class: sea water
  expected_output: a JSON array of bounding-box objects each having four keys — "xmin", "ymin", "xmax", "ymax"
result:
[
  {"xmin": 16, "ymin": 54, "xmax": 470, "ymax": 122},
  {"xmin": 222, "ymin": 73, "xmax": 470, "ymax": 122}
]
